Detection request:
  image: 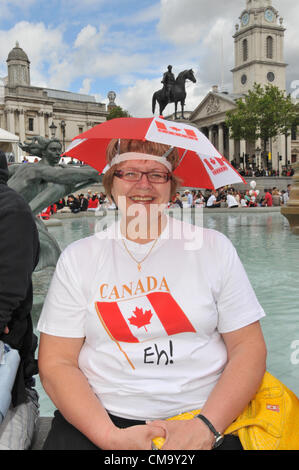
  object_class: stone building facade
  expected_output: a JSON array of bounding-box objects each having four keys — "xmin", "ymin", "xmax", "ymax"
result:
[{"xmin": 0, "ymin": 42, "xmax": 109, "ymax": 160}]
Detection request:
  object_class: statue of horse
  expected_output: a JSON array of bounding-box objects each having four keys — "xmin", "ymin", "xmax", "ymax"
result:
[{"xmin": 152, "ymin": 69, "xmax": 196, "ymax": 120}]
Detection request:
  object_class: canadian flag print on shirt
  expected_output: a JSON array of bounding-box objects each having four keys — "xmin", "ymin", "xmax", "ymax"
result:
[{"xmin": 95, "ymin": 292, "xmax": 196, "ymax": 344}]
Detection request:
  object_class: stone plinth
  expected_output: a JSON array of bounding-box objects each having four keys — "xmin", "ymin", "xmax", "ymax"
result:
[{"xmin": 281, "ymin": 161, "xmax": 299, "ymax": 235}]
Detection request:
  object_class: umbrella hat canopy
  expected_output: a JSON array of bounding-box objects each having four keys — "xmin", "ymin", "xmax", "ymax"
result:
[{"xmin": 63, "ymin": 117, "xmax": 245, "ymax": 189}]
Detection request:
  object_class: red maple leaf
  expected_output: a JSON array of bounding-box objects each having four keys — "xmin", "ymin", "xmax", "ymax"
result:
[{"xmin": 128, "ymin": 307, "xmax": 153, "ymax": 332}]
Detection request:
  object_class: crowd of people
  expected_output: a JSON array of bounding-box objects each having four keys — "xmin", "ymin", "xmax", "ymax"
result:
[
  {"xmin": 38, "ymin": 190, "xmax": 111, "ymax": 219},
  {"xmin": 168, "ymin": 184, "xmax": 292, "ymax": 209},
  {"xmin": 21, "ymin": 156, "xmax": 86, "ymax": 165},
  {"xmin": 233, "ymin": 166, "xmax": 295, "ymax": 178},
  {"xmin": 38, "ymin": 183, "xmax": 292, "ymax": 220}
]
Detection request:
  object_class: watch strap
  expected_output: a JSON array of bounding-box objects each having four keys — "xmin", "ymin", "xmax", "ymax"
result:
[{"xmin": 195, "ymin": 414, "xmax": 224, "ymax": 448}]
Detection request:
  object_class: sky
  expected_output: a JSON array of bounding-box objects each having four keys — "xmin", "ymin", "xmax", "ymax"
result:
[{"xmin": 0, "ymin": 0, "xmax": 298, "ymax": 117}]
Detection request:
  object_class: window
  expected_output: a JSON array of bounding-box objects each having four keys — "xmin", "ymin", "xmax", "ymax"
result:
[
  {"xmin": 266, "ymin": 36, "xmax": 273, "ymax": 59},
  {"xmin": 28, "ymin": 118, "xmax": 34, "ymax": 131},
  {"xmin": 78, "ymin": 127, "xmax": 83, "ymax": 134},
  {"xmin": 291, "ymin": 124, "xmax": 297, "ymax": 141},
  {"xmin": 242, "ymin": 39, "xmax": 248, "ymax": 61}
]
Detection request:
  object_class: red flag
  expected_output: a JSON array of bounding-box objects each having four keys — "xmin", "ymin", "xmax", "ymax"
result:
[{"xmin": 95, "ymin": 292, "xmax": 196, "ymax": 344}]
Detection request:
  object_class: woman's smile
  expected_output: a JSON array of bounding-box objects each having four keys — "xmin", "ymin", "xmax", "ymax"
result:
[{"xmin": 129, "ymin": 195, "xmax": 156, "ymax": 203}]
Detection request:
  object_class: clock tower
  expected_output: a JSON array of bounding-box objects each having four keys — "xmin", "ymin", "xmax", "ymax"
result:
[{"xmin": 232, "ymin": 0, "xmax": 287, "ymax": 94}]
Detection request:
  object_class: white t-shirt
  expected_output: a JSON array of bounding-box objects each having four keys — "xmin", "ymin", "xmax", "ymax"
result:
[
  {"xmin": 226, "ymin": 194, "xmax": 238, "ymax": 208},
  {"xmin": 206, "ymin": 195, "xmax": 216, "ymax": 207},
  {"xmin": 195, "ymin": 197, "xmax": 205, "ymax": 207},
  {"xmin": 283, "ymin": 192, "xmax": 289, "ymax": 205},
  {"xmin": 37, "ymin": 216, "xmax": 265, "ymax": 420}
]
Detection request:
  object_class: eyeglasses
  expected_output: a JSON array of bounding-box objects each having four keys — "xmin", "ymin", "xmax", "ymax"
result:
[{"xmin": 114, "ymin": 170, "xmax": 172, "ymax": 184}]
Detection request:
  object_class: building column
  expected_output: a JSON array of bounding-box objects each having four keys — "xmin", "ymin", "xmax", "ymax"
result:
[
  {"xmin": 255, "ymin": 138, "xmax": 262, "ymax": 169},
  {"xmin": 6, "ymin": 108, "xmax": 15, "ymax": 134},
  {"xmin": 287, "ymin": 134, "xmax": 292, "ymax": 167},
  {"xmin": 208, "ymin": 126, "xmax": 213, "ymax": 143},
  {"xmin": 228, "ymin": 138, "xmax": 235, "ymax": 163},
  {"xmin": 240, "ymin": 139, "xmax": 246, "ymax": 164},
  {"xmin": 218, "ymin": 124, "xmax": 224, "ymax": 156},
  {"xmin": 279, "ymin": 133, "xmax": 292, "ymax": 168},
  {"xmin": 38, "ymin": 110, "xmax": 45, "ymax": 136},
  {"xmin": 45, "ymin": 112, "xmax": 53, "ymax": 138},
  {"xmin": 19, "ymin": 109, "xmax": 25, "ymax": 143}
]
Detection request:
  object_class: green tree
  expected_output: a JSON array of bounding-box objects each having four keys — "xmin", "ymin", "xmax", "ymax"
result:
[
  {"xmin": 225, "ymin": 83, "xmax": 299, "ymax": 161},
  {"xmin": 279, "ymin": 100, "xmax": 299, "ymax": 167},
  {"xmin": 106, "ymin": 106, "xmax": 130, "ymax": 121}
]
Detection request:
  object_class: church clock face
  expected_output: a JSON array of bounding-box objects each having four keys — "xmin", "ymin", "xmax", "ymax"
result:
[
  {"xmin": 241, "ymin": 12, "xmax": 249, "ymax": 26},
  {"xmin": 265, "ymin": 9, "xmax": 274, "ymax": 23},
  {"xmin": 267, "ymin": 72, "xmax": 275, "ymax": 82}
]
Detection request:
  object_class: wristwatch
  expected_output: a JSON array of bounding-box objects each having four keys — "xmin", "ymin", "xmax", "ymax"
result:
[{"xmin": 195, "ymin": 414, "xmax": 225, "ymax": 448}]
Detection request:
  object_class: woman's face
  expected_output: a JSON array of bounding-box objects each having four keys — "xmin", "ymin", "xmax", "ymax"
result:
[
  {"xmin": 111, "ymin": 159, "xmax": 171, "ymax": 216},
  {"xmin": 45, "ymin": 141, "xmax": 62, "ymax": 165}
]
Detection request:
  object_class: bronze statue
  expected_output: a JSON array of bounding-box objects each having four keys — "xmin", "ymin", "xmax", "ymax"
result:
[
  {"xmin": 8, "ymin": 136, "xmax": 102, "ymax": 270},
  {"xmin": 161, "ymin": 65, "xmax": 176, "ymax": 103},
  {"xmin": 8, "ymin": 136, "xmax": 101, "ymax": 215},
  {"xmin": 153, "ymin": 68, "xmax": 196, "ymax": 119}
]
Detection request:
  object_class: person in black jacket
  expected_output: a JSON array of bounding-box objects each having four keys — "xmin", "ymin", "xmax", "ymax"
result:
[
  {"xmin": 0, "ymin": 151, "xmax": 40, "ymax": 449},
  {"xmin": 67, "ymin": 194, "xmax": 81, "ymax": 213},
  {"xmin": 79, "ymin": 193, "xmax": 88, "ymax": 212}
]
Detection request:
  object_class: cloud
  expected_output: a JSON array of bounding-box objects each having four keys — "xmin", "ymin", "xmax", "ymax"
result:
[
  {"xmin": 0, "ymin": 0, "xmax": 36, "ymax": 20},
  {"xmin": 0, "ymin": 20, "xmax": 149, "ymax": 90},
  {"xmin": 74, "ymin": 25, "xmax": 97, "ymax": 48},
  {"xmin": 79, "ymin": 77, "xmax": 92, "ymax": 95},
  {"xmin": 123, "ymin": 2, "xmax": 161, "ymax": 25},
  {"xmin": 275, "ymin": 0, "xmax": 299, "ymax": 90},
  {"xmin": 0, "ymin": 21, "xmax": 67, "ymax": 86},
  {"xmin": 158, "ymin": 0, "xmax": 237, "ymax": 46},
  {"xmin": 64, "ymin": 0, "xmax": 106, "ymax": 7},
  {"xmin": 74, "ymin": 24, "xmax": 107, "ymax": 48}
]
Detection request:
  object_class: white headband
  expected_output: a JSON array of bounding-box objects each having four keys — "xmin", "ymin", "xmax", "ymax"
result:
[{"xmin": 109, "ymin": 151, "xmax": 173, "ymax": 172}]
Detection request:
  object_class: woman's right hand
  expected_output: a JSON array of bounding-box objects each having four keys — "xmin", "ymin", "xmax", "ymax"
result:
[{"xmin": 106, "ymin": 424, "xmax": 166, "ymax": 450}]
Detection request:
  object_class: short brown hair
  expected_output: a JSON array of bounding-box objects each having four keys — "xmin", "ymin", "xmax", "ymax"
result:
[{"xmin": 103, "ymin": 139, "xmax": 181, "ymax": 199}]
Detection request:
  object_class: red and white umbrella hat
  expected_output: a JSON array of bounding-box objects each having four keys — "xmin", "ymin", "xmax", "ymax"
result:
[{"xmin": 63, "ymin": 117, "xmax": 245, "ymax": 189}]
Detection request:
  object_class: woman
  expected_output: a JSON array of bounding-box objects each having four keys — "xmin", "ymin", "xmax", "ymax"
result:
[
  {"xmin": 244, "ymin": 190, "xmax": 251, "ymax": 205},
  {"xmin": 194, "ymin": 190, "xmax": 205, "ymax": 207},
  {"xmin": 272, "ymin": 189, "xmax": 281, "ymax": 207},
  {"xmin": 88, "ymin": 194, "xmax": 99, "ymax": 210},
  {"xmin": 233, "ymin": 190, "xmax": 241, "ymax": 206},
  {"xmin": 240, "ymin": 193, "xmax": 248, "ymax": 207},
  {"xmin": 38, "ymin": 138, "xmax": 267, "ymax": 450}
]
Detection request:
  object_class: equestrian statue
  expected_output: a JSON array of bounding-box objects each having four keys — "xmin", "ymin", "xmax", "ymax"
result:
[{"xmin": 152, "ymin": 66, "xmax": 196, "ymax": 120}]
